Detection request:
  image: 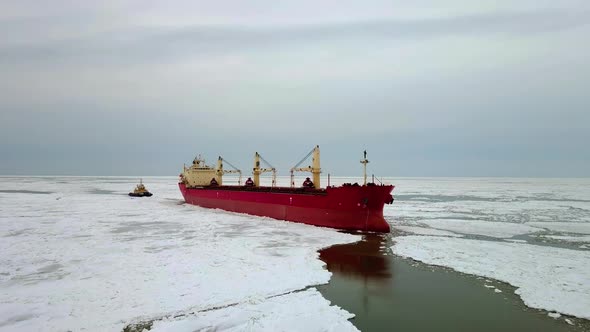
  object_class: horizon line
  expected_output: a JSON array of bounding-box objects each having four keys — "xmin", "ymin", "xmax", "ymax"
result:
[{"xmin": 1, "ymin": 175, "xmax": 589, "ymax": 180}]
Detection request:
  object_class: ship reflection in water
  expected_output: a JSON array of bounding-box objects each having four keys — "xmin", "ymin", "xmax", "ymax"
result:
[
  {"xmin": 318, "ymin": 233, "xmax": 394, "ymax": 323},
  {"xmin": 319, "ymin": 233, "xmax": 391, "ymax": 281},
  {"xmin": 317, "ymin": 234, "xmax": 580, "ymax": 332}
]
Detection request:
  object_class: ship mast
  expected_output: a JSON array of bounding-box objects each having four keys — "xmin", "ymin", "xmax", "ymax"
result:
[{"xmin": 360, "ymin": 150, "xmax": 369, "ymax": 185}]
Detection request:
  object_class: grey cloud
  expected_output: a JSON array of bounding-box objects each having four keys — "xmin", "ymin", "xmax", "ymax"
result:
[
  {"xmin": 1, "ymin": 9, "xmax": 589, "ymax": 65},
  {"xmin": 1, "ymin": 3, "xmax": 589, "ymax": 176}
]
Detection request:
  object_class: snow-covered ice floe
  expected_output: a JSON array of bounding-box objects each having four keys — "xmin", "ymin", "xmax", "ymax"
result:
[
  {"xmin": 526, "ymin": 222, "xmax": 590, "ymax": 235},
  {"xmin": 386, "ymin": 177, "xmax": 590, "ymax": 233},
  {"xmin": 392, "ymin": 236, "xmax": 590, "ymax": 319},
  {"xmin": 0, "ymin": 177, "xmax": 359, "ymax": 331},
  {"xmin": 538, "ymin": 235, "xmax": 590, "ymax": 243},
  {"xmin": 147, "ymin": 289, "xmax": 358, "ymax": 332},
  {"xmin": 386, "ymin": 178, "xmax": 590, "ymax": 320},
  {"xmin": 394, "ymin": 225, "xmax": 463, "ymax": 237},
  {"xmin": 416, "ymin": 219, "xmax": 542, "ymax": 238}
]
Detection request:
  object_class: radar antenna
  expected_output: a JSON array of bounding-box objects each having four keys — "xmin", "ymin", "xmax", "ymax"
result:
[{"xmin": 360, "ymin": 150, "xmax": 369, "ymax": 185}]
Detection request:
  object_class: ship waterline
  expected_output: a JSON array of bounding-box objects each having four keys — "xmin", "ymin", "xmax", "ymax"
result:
[{"xmin": 179, "ymin": 183, "xmax": 394, "ymax": 232}]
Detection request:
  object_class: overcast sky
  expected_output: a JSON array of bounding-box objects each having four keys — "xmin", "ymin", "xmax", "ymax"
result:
[{"xmin": 1, "ymin": 1, "xmax": 589, "ymax": 177}]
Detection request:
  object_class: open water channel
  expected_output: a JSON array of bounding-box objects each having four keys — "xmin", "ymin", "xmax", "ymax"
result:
[{"xmin": 317, "ymin": 233, "xmax": 589, "ymax": 332}]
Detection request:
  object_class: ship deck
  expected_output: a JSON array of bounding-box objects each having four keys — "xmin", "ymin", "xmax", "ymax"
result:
[{"xmin": 182, "ymin": 184, "xmax": 328, "ymax": 196}]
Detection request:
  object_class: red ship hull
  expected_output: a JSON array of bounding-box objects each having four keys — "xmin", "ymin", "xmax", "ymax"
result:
[{"xmin": 179, "ymin": 183, "xmax": 394, "ymax": 232}]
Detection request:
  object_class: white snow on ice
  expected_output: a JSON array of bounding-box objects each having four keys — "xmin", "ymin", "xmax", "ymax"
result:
[
  {"xmin": 392, "ymin": 236, "xmax": 590, "ymax": 319},
  {"xmin": 394, "ymin": 225, "xmax": 463, "ymax": 237},
  {"xmin": 3, "ymin": 176, "xmax": 590, "ymax": 330},
  {"xmin": 526, "ymin": 222, "xmax": 590, "ymax": 235},
  {"xmin": 386, "ymin": 178, "xmax": 590, "ymax": 320},
  {"xmin": 0, "ymin": 177, "xmax": 359, "ymax": 331},
  {"xmin": 538, "ymin": 235, "xmax": 590, "ymax": 243},
  {"xmin": 416, "ymin": 219, "xmax": 542, "ymax": 238},
  {"xmin": 148, "ymin": 288, "xmax": 358, "ymax": 332},
  {"xmin": 505, "ymin": 239, "xmax": 528, "ymax": 243},
  {"xmin": 386, "ymin": 177, "xmax": 590, "ymax": 228}
]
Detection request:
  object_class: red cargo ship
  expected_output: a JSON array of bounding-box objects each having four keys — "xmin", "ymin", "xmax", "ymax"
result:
[{"xmin": 179, "ymin": 146, "xmax": 394, "ymax": 232}]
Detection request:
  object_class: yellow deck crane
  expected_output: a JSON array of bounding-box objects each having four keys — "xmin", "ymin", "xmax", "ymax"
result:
[
  {"xmin": 290, "ymin": 145, "xmax": 321, "ymax": 189},
  {"xmin": 252, "ymin": 152, "xmax": 277, "ymax": 187},
  {"xmin": 216, "ymin": 156, "xmax": 242, "ymax": 185}
]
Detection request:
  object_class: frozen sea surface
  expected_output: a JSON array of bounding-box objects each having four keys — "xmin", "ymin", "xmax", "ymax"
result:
[
  {"xmin": 392, "ymin": 236, "xmax": 590, "ymax": 319},
  {"xmin": 388, "ymin": 177, "xmax": 590, "ymax": 320},
  {"xmin": 149, "ymin": 288, "xmax": 357, "ymax": 332},
  {"xmin": 0, "ymin": 176, "xmax": 359, "ymax": 331},
  {"xmin": 2, "ymin": 176, "xmax": 590, "ymax": 330}
]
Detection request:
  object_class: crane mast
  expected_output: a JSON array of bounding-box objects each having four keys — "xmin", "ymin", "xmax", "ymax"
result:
[
  {"xmin": 253, "ymin": 152, "xmax": 276, "ymax": 187},
  {"xmin": 290, "ymin": 145, "xmax": 321, "ymax": 189},
  {"xmin": 216, "ymin": 156, "xmax": 242, "ymax": 185}
]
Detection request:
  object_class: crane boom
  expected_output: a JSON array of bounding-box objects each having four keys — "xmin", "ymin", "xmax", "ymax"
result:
[
  {"xmin": 289, "ymin": 145, "xmax": 321, "ymax": 189},
  {"xmin": 253, "ymin": 152, "xmax": 277, "ymax": 187},
  {"xmin": 216, "ymin": 156, "xmax": 242, "ymax": 185}
]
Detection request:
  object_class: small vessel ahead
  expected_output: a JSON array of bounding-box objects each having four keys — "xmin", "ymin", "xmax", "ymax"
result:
[{"xmin": 129, "ymin": 179, "xmax": 153, "ymax": 197}]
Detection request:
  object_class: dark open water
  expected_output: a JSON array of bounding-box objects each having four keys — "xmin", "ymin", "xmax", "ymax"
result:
[{"xmin": 317, "ymin": 234, "xmax": 589, "ymax": 332}]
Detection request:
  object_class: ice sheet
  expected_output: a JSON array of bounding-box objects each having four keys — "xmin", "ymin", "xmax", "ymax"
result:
[
  {"xmin": 0, "ymin": 177, "xmax": 359, "ymax": 331},
  {"xmin": 538, "ymin": 235, "xmax": 590, "ymax": 243},
  {"xmin": 526, "ymin": 222, "xmax": 590, "ymax": 235},
  {"xmin": 3, "ymin": 176, "xmax": 590, "ymax": 330},
  {"xmin": 392, "ymin": 236, "xmax": 590, "ymax": 319},
  {"xmin": 386, "ymin": 177, "xmax": 590, "ymax": 229},
  {"xmin": 147, "ymin": 289, "xmax": 358, "ymax": 332},
  {"xmin": 394, "ymin": 225, "xmax": 463, "ymax": 237},
  {"xmin": 414, "ymin": 219, "xmax": 542, "ymax": 238}
]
